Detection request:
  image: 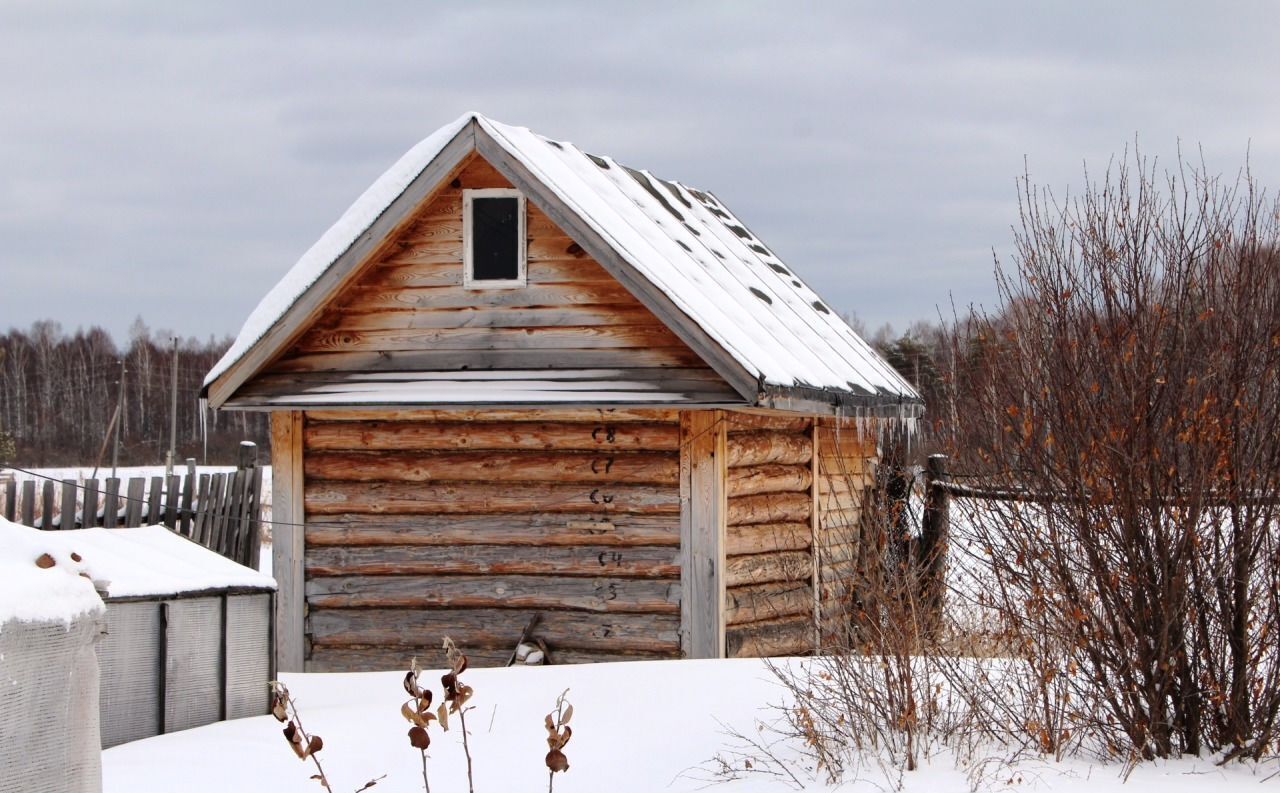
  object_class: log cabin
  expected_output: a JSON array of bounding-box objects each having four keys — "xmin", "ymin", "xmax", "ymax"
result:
[{"xmin": 203, "ymin": 113, "xmax": 923, "ymax": 673}]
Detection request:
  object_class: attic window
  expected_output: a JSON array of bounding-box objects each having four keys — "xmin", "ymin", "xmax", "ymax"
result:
[{"xmin": 463, "ymin": 188, "xmax": 526, "ymax": 288}]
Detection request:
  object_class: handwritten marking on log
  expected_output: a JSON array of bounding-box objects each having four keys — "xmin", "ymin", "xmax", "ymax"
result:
[
  {"xmin": 305, "ymin": 543, "xmax": 680, "ymax": 578},
  {"xmin": 305, "ymin": 450, "xmax": 678, "ymax": 485},
  {"xmin": 304, "ymin": 513, "xmax": 680, "ymax": 547},
  {"xmin": 305, "ymin": 575, "xmax": 680, "ymax": 613},
  {"xmin": 294, "ymin": 324, "xmax": 686, "ymax": 354},
  {"xmin": 305, "ymin": 420, "xmax": 680, "ymax": 451},
  {"xmin": 307, "ymin": 607, "xmax": 680, "ymax": 654}
]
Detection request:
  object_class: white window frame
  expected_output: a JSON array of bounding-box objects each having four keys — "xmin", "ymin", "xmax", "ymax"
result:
[{"xmin": 463, "ymin": 188, "xmax": 527, "ymax": 289}]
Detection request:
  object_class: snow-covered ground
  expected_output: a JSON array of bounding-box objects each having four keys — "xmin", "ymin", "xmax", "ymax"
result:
[{"xmin": 101, "ymin": 658, "xmax": 1277, "ymax": 793}]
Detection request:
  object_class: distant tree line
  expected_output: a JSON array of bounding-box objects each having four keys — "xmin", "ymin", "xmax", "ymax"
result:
[{"xmin": 0, "ymin": 318, "xmax": 268, "ymax": 467}]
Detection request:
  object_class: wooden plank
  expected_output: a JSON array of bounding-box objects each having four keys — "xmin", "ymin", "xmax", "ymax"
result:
[
  {"xmin": 726, "ymin": 464, "xmax": 812, "ymax": 497},
  {"xmin": 269, "ymin": 346, "xmax": 706, "ymax": 374},
  {"xmin": 272, "ymin": 411, "xmax": 306, "ymax": 673},
  {"xmin": 725, "ymin": 581, "xmax": 813, "ymax": 625},
  {"xmin": 304, "ymin": 450, "xmax": 678, "ymax": 485},
  {"xmin": 305, "ymin": 645, "xmax": 676, "ymax": 672},
  {"xmin": 305, "ymin": 513, "xmax": 679, "ymax": 547},
  {"xmin": 83, "ymin": 480, "xmax": 99, "ymax": 528},
  {"xmin": 292, "ymin": 323, "xmax": 686, "ymax": 354},
  {"xmin": 726, "ymin": 412, "xmax": 813, "ymax": 432},
  {"xmin": 208, "ymin": 473, "xmax": 227, "ymax": 552},
  {"xmin": 193, "ymin": 474, "xmax": 211, "ymax": 545},
  {"xmin": 681, "ymin": 410, "xmax": 726, "ymax": 659},
  {"xmin": 305, "ymin": 420, "xmax": 680, "ymax": 452},
  {"xmin": 336, "ymin": 281, "xmax": 635, "ymax": 312},
  {"xmin": 810, "ymin": 422, "xmax": 820, "ymax": 651},
  {"xmin": 726, "ymin": 492, "xmax": 812, "ymax": 526},
  {"xmin": 475, "ymin": 128, "xmax": 758, "ymax": 402},
  {"xmin": 304, "ymin": 407, "xmax": 680, "ymax": 424},
  {"xmin": 316, "ymin": 303, "xmax": 658, "ymax": 331},
  {"xmin": 207, "ymin": 122, "xmax": 479, "ymax": 409},
  {"xmin": 305, "ymin": 575, "xmax": 680, "ymax": 613},
  {"xmin": 726, "ymin": 430, "xmax": 812, "ymax": 467},
  {"xmin": 102, "ymin": 478, "xmax": 120, "ymax": 528},
  {"xmin": 124, "ymin": 477, "xmax": 145, "ymax": 527},
  {"xmin": 304, "ymin": 480, "xmax": 680, "ymax": 515},
  {"xmin": 366, "ymin": 257, "xmax": 618, "ymax": 287},
  {"xmin": 724, "ymin": 521, "xmax": 811, "ymax": 556},
  {"xmin": 307, "ymin": 607, "xmax": 680, "ymax": 654},
  {"xmin": 725, "ymin": 614, "xmax": 813, "ymax": 658},
  {"xmin": 305, "ymin": 543, "xmax": 680, "ymax": 578},
  {"xmin": 147, "ymin": 476, "xmax": 163, "ymax": 525},
  {"xmin": 163, "ymin": 475, "xmax": 180, "ymax": 529},
  {"xmin": 725, "ymin": 550, "xmax": 813, "ymax": 588},
  {"xmin": 20, "ymin": 480, "xmax": 35, "ymax": 527},
  {"xmin": 180, "ymin": 461, "xmax": 197, "ymax": 535},
  {"xmin": 41, "ymin": 480, "xmax": 55, "ymax": 529},
  {"xmin": 225, "ymin": 470, "xmax": 246, "ymax": 557},
  {"xmin": 245, "ymin": 466, "xmax": 264, "ymax": 571},
  {"xmin": 60, "ymin": 479, "xmax": 77, "ymax": 530}
]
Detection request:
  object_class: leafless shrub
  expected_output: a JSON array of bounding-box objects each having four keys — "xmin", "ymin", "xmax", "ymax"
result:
[{"xmin": 945, "ymin": 149, "xmax": 1280, "ymax": 761}]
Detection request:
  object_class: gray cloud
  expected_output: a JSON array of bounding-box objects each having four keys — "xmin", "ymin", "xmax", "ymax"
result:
[{"xmin": 2, "ymin": 1, "xmax": 1278, "ymax": 344}]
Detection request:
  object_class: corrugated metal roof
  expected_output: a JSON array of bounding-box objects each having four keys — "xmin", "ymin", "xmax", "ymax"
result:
[{"xmin": 206, "ymin": 113, "xmax": 922, "ymax": 415}]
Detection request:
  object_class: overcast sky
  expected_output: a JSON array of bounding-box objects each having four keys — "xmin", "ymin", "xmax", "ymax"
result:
[{"xmin": 3, "ymin": 1, "xmax": 1278, "ymax": 346}]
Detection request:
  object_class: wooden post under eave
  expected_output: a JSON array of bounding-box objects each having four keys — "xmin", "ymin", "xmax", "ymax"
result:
[
  {"xmin": 680, "ymin": 410, "xmax": 726, "ymax": 658},
  {"xmin": 272, "ymin": 411, "xmax": 306, "ymax": 673},
  {"xmin": 920, "ymin": 453, "xmax": 951, "ymax": 639}
]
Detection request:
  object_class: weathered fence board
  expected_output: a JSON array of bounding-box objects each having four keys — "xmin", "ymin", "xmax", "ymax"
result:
[{"xmin": 0, "ymin": 445, "xmax": 263, "ymax": 569}]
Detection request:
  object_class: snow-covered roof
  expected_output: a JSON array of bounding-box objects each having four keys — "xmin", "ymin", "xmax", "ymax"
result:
[
  {"xmin": 52, "ymin": 525, "xmax": 276, "ymax": 599},
  {"xmin": 205, "ymin": 112, "xmax": 922, "ymax": 416},
  {"xmin": 0, "ymin": 517, "xmax": 104, "ymax": 625}
]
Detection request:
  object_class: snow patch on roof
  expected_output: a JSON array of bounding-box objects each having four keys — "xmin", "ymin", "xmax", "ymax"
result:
[
  {"xmin": 54, "ymin": 525, "xmax": 276, "ymax": 599},
  {"xmin": 0, "ymin": 517, "xmax": 104, "ymax": 626}
]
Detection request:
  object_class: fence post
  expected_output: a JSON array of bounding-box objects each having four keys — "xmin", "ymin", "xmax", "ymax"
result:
[
  {"xmin": 236, "ymin": 443, "xmax": 259, "ymax": 568},
  {"xmin": 920, "ymin": 454, "xmax": 951, "ymax": 639}
]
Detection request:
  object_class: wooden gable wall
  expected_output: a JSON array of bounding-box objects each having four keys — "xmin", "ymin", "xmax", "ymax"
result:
[{"xmin": 232, "ymin": 155, "xmax": 739, "ymax": 407}]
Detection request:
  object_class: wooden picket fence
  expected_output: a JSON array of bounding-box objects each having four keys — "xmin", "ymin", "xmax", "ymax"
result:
[{"xmin": 1, "ymin": 442, "xmax": 263, "ymax": 570}]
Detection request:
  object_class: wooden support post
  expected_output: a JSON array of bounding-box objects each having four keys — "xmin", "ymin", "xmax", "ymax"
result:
[
  {"xmin": 272, "ymin": 411, "xmax": 306, "ymax": 673},
  {"xmin": 180, "ymin": 459, "xmax": 197, "ymax": 535},
  {"xmin": 920, "ymin": 454, "xmax": 951, "ymax": 640},
  {"xmin": 810, "ymin": 420, "xmax": 821, "ymax": 651},
  {"xmin": 680, "ymin": 410, "xmax": 726, "ymax": 659},
  {"xmin": 61, "ymin": 479, "xmax": 77, "ymax": 530}
]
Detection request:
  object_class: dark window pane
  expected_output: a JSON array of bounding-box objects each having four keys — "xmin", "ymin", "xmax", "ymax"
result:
[{"xmin": 471, "ymin": 196, "xmax": 520, "ymax": 281}]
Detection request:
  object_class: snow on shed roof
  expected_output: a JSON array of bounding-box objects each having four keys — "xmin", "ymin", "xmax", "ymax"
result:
[
  {"xmin": 205, "ymin": 113, "xmax": 921, "ymax": 415},
  {"xmin": 0, "ymin": 517, "xmax": 104, "ymax": 625}
]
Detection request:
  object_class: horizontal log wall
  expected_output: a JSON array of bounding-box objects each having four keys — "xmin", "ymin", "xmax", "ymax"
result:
[
  {"xmin": 257, "ymin": 155, "xmax": 736, "ymax": 404},
  {"xmin": 815, "ymin": 419, "xmax": 878, "ymax": 648},
  {"xmin": 722, "ymin": 412, "xmax": 817, "ymax": 658},
  {"xmin": 301, "ymin": 409, "xmax": 682, "ymax": 671}
]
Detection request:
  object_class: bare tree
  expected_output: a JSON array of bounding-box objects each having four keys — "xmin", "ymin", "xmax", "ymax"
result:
[{"xmin": 947, "ymin": 151, "xmax": 1280, "ymax": 760}]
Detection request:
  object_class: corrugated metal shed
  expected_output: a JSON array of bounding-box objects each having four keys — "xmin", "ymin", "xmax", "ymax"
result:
[{"xmin": 204, "ymin": 113, "xmax": 922, "ymax": 418}]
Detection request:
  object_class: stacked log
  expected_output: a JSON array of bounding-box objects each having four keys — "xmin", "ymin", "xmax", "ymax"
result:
[
  {"xmin": 815, "ymin": 419, "xmax": 878, "ymax": 646},
  {"xmin": 722, "ymin": 412, "xmax": 816, "ymax": 658},
  {"xmin": 301, "ymin": 409, "xmax": 683, "ymax": 671}
]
